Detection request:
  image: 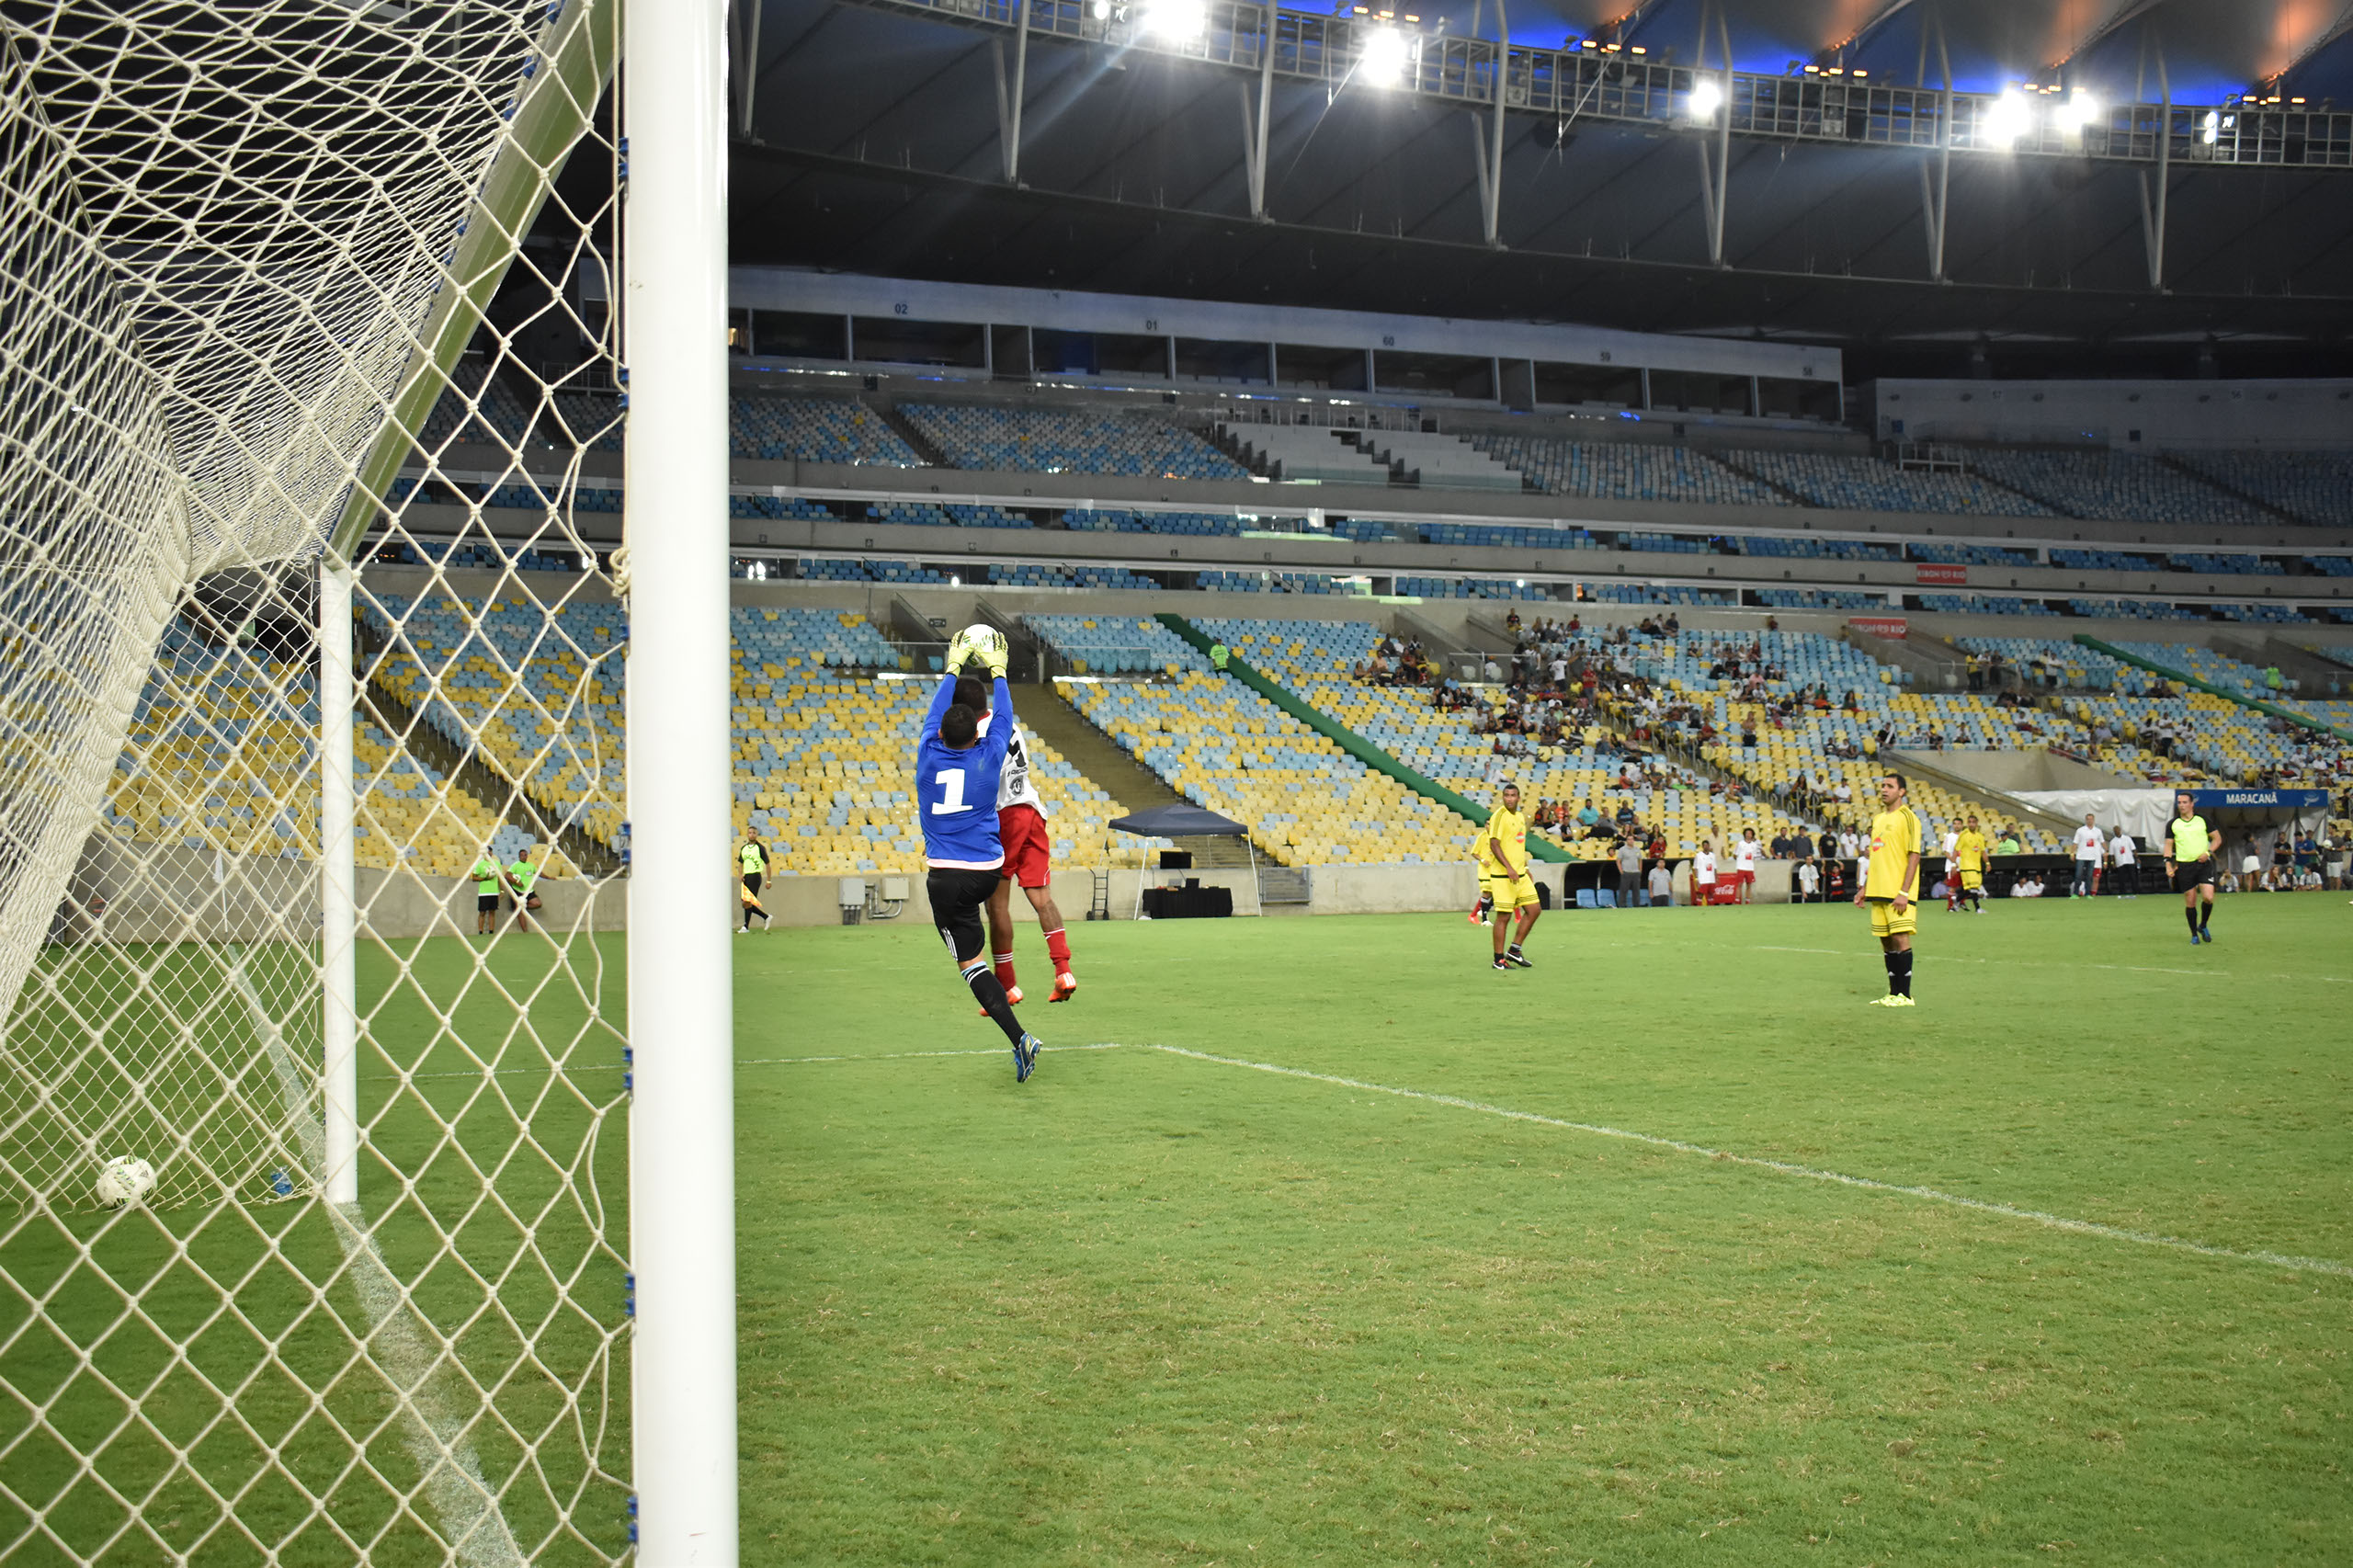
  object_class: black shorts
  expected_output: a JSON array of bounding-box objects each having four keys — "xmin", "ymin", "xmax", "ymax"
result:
[
  {"xmin": 2171, "ymin": 860, "xmax": 2215, "ymax": 894},
  {"xmin": 927, "ymin": 867, "xmax": 1002, "ymax": 964},
  {"xmin": 742, "ymin": 871, "xmax": 762, "ymax": 897},
  {"xmin": 477, "ymin": 894, "xmax": 499, "ymax": 913}
]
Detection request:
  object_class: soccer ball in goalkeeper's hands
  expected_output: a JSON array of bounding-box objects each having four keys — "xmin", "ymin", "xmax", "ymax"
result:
[
  {"xmin": 96, "ymin": 1154, "xmax": 155, "ymax": 1209},
  {"xmin": 953, "ymin": 623, "xmax": 1008, "ymax": 674}
]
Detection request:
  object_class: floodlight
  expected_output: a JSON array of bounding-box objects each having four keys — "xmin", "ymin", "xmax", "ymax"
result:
[
  {"xmin": 1140, "ymin": 0, "xmax": 1206, "ymax": 39},
  {"xmin": 1092, "ymin": 0, "xmax": 1109, "ymax": 16},
  {"xmin": 1688, "ymin": 74, "xmax": 1722, "ymax": 121},
  {"xmin": 1982, "ymin": 89, "xmax": 2030, "ymax": 147},
  {"xmin": 2200, "ymin": 110, "xmax": 2220, "ymax": 144},
  {"xmin": 2066, "ymin": 90, "xmax": 2101, "ymax": 127},
  {"xmin": 1358, "ymin": 24, "xmax": 1412, "ymax": 83}
]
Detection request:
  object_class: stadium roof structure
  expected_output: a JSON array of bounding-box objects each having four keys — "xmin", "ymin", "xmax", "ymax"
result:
[{"xmin": 730, "ymin": 0, "xmax": 2353, "ymax": 369}]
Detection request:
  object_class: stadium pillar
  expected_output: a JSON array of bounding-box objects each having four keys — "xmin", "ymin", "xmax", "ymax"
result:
[
  {"xmin": 1484, "ymin": 0, "xmax": 1507, "ymax": 246},
  {"xmin": 2139, "ymin": 54, "xmax": 2171, "ymax": 290},
  {"xmin": 995, "ymin": 0, "xmax": 1031, "ymax": 185},
  {"xmin": 317, "ymin": 556, "xmax": 358, "ymax": 1208},
  {"xmin": 1245, "ymin": 0, "xmax": 1274, "ymax": 218},
  {"xmin": 624, "ymin": 0, "xmax": 739, "ymax": 1554}
]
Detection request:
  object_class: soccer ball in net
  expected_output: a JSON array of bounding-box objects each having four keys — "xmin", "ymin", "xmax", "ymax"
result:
[
  {"xmin": 95, "ymin": 1155, "xmax": 156, "ymax": 1209},
  {"xmin": 955, "ymin": 624, "xmax": 1007, "ymax": 671}
]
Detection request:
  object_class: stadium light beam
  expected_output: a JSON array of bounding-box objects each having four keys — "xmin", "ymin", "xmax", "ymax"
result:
[
  {"xmin": 1983, "ymin": 89, "xmax": 2030, "ymax": 148},
  {"xmin": 1140, "ymin": 0, "xmax": 1206, "ymax": 40},
  {"xmin": 1688, "ymin": 74, "xmax": 1722, "ymax": 121},
  {"xmin": 2067, "ymin": 90, "xmax": 2101, "ymax": 128},
  {"xmin": 1358, "ymin": 24, "xmax": 1412, "ymax": 84}
]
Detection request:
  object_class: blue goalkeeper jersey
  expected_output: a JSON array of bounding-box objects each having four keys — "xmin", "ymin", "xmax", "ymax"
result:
[{"xmin": 915, "ymin": 673, "xmax": 1014, "ymax": 869}]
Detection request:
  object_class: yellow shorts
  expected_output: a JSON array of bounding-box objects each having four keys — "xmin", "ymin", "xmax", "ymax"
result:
[
  {"xmin": 1487, "ymin": 872, "xmax": 1540, "ymax": 910},
  {"xmin": 1959, "ymin": 870, "xmax": 1984, "ymax": 892},
  {"xmin": 1868, "ymin": 897, "xmax": 1918, "ymax": 938}
]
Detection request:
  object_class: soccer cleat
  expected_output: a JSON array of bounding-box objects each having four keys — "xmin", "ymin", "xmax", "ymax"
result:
[
  {"xmin": 1870, "ymin": 994, "xmax": 1915, "ymax": 1006},
  {"xmin": 978, "ymin": 982, "xmax": 1026, "ymax": 1017},
  {"xmin": 1014, "ymin": 1033, "xmax": 1040, "ymax": 1082},
  {"xmin": 2200, "ymin": 927, "xmax": 2214, "ymax": 943},
  {"xmin": 733, "ymin": 926, "xmax": 746, "ymax": 937},
  {"xmin": 2189, "ymin": 932, "xmax": 2201, "ymax": 946},
  {"xmin": 1492, "ymin": 956, "xmax": 1510, "ymax": 971},
  {"xmin": 1504, "ymin": 947, "xmax": 1532, "ymax": 969},
  {"xmin": 1050, "ymin": 971, "xmax": 1078, "ymax": 1003},
  {"xmin": 1891, "ymin": 994, "xmax": 1915, "ymax": 1006}
]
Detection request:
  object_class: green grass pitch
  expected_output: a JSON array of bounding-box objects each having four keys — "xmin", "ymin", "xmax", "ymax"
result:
[{"xmin": 737, "ymin": 896, "xmax": 2351, "ymax": 1565}]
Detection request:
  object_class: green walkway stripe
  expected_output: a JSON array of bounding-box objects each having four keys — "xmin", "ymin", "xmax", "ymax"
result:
[
  {"xmin": 2073, "ymin": 634, "xmax": 2353, "ymax": 745},
  {"xmin": 1158, "ymin": 613, "xmax": 1571, "ymax": 863}
]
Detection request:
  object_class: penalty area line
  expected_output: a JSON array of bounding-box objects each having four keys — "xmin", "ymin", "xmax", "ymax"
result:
[{"xmin": 1140, "ymin": 1042, "xmax": 2353, "ymax": 1281}]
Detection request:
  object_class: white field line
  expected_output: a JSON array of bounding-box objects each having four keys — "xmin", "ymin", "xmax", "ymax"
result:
[
  {"xmin": 227, "ymin": 952, "xmax": 525, "ymax": 1568},
  {"xmin": 755, "ymin": 1036, "xmax": 2352, "ymax": 1280},
  {"xmin": 1142, "ymin": 1043, "xmax": 2353, "ymax": 1280}
]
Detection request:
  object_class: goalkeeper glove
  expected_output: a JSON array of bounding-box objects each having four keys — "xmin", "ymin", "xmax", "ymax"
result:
[{"xmin": 982, "ymin": 638, "xmax": 1009, "ymax": 679}]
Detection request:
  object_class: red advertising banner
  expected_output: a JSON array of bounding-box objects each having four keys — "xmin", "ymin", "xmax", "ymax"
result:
[
  {"xmin": 1915, "ymin": 562, "xmax": 1969, "ymax": 585},
  {"xmin": 1849, "ymin": 616, "xmax": 1908, "ymax": 640}
]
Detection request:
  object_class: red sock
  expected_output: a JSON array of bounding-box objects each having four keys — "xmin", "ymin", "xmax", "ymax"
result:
[
  {"xmin": 993, "ymin": 950, "xmax": 1016, "ymax": 989},
  {"xmin": 1043, "ymin": 926, "xmax": 1072, "ymax": 976}
]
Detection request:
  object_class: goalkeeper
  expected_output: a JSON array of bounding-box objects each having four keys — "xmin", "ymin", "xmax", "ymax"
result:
[{"xmin": 916, "ymin": 630, "xmax": 1043, "ymax": 1083}]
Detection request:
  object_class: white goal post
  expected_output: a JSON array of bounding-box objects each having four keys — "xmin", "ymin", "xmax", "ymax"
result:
[{"xmin": 0, "ymin": 0, "xmax": 737, "ymax": 1562}]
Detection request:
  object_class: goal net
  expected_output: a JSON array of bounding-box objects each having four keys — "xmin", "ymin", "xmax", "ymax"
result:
[{"xmin": 0, "ymin": 1, "xmax": 640, "ymax": 1562}]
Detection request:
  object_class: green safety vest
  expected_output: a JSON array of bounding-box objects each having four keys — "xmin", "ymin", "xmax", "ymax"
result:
[
  {"xmin": 508, "ymin": 859, "xmax": 539, "ymax": 894},
  {"xmin": 471, "ymin": 858, "xmax": 502, "ymax": 894},
  {"xmin": 740, "ymin": 843, "xmax": 764, "ymax": 874}
]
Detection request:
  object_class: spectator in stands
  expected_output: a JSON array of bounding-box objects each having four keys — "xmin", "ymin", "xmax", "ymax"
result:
[
  {"xmin": 1574, "ymin": 798, "xmax": 1601, "ymax": 835},
  {"xmin": 1614, "ymin": 800, "xmax": 1638, "ymax": 836},
  {"xmin": 1790, "ymin": 829, "xmax": 1815, "ymax": 863},
  {"xmin": 1482, "ymin": 656, "xmax": 1501, "ymax": 683},
  {"xmin": 1996, "ymin": 827, "xmax": 2021, "ymax": 855},
  {"xmin": 1209, "ymin": 640, "xmax": 1229, "ymax": 671}
]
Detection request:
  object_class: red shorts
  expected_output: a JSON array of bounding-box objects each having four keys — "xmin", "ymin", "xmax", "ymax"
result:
[
  {"xmin": 1734, "ymin": 869, "xmax": 1756, "ymax": 886},
  {"xmin": 997, "ymin": 804, "xmax": 1051, "ymax": 889}
]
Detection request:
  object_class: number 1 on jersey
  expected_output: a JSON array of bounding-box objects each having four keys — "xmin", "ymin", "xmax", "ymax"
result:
[{"xmin": 931, "ymin": 767, "xmax": 969, "ymax": 814}]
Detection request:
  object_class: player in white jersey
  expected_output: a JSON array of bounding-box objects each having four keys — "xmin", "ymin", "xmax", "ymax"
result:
[{"xmin": 959, "ymin": 676, "xmax": 1078, "ymax": 1006}]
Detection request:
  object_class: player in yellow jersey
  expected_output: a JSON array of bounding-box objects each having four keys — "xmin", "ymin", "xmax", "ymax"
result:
[
  {"xmin": 1483, "ymin": 783, "xmax": 1540, "ymax": 971},
  {"xmin": 1852, "ymin": 771, "xmax": 1923, "ymax": 1006},
  {"xmin": 1467, "ymin": 821, "xmax": 1499, "ymax": 926},
  {"xmin": 1951, "ymin": 813, "xmax": 1988, "ymax": 915}
]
